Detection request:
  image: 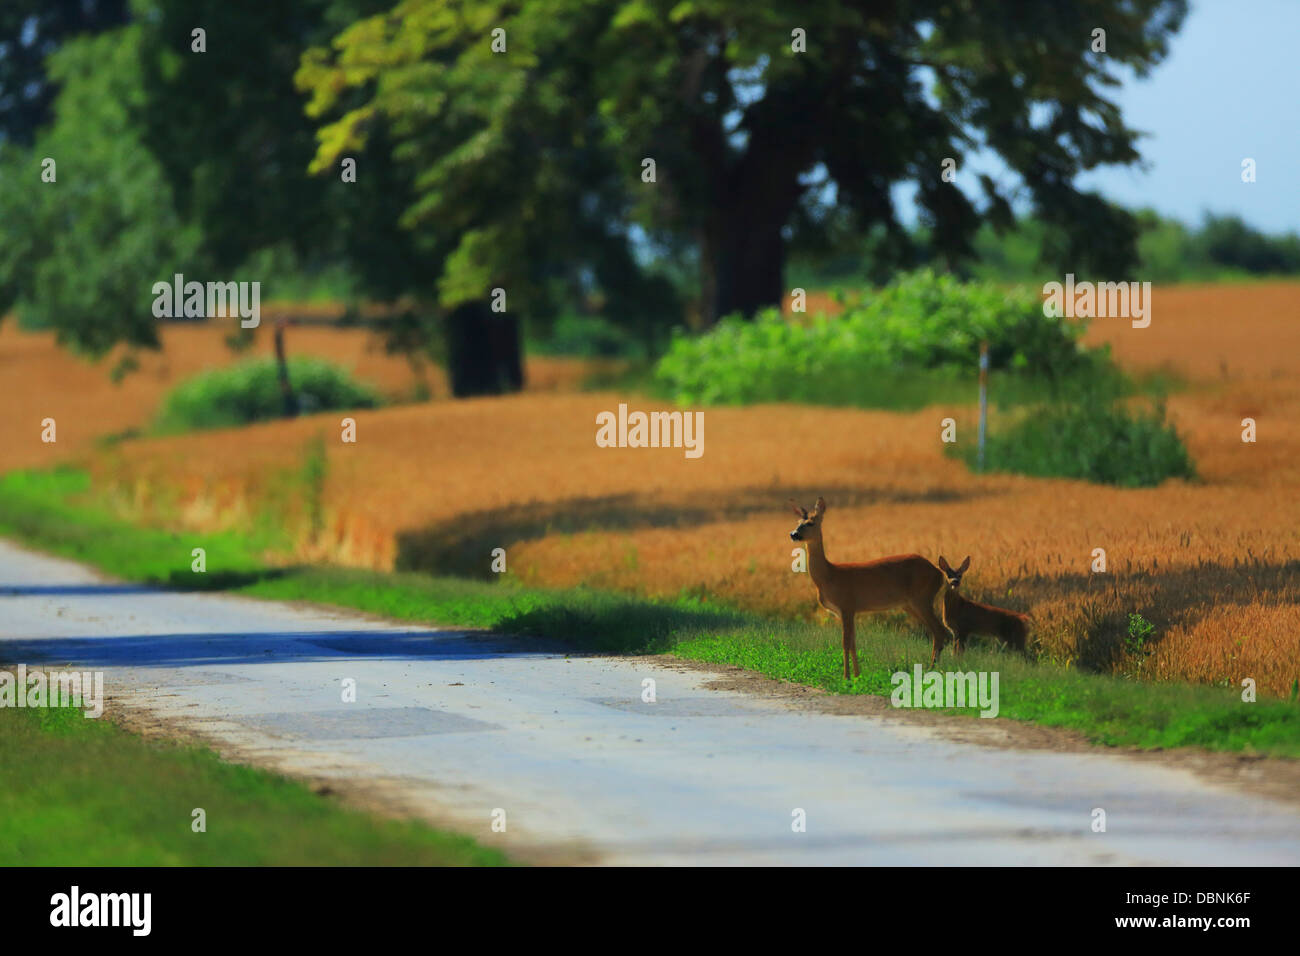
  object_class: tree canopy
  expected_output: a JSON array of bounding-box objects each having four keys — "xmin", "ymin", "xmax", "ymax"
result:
[
  {"xmin": 298, "ymin": 0, "xmax": 1189, "ymax": 325},
  {"xmin": 0, "ymin": 0, "xmax": 129, "ymax": 146},
  {"xmin": 1, "ymin": 0, "xmax": 1189, "ymax": 391}
]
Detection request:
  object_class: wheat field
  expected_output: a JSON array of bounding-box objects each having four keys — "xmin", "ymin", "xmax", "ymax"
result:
[
  {"xmin": 5, "ymin": 282, "xmax": 1299, "ymax": 694},
  {"xmin": 0, "ymin": 319, "xmax": 608, "ymax": 472}
]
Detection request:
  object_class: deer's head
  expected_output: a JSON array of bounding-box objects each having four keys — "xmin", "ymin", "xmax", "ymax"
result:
[
  {"xmin": 788, "ymin": 497, "xmax": 826, "ymax": 543},
  {"xmin": 938, "ymin": 555, "xmax": 971, "ymax": 589}
]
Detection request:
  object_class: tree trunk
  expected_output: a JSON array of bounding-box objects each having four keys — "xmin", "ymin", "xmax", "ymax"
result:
[
  {"xmin": 691, "ymin": 69, "xmax": 823, "ymax": 326},
  {"xmin": 444, "ymin": 301, "xmax": 525, "ymax": 398},
  {"xmin": 698, "ymin": 175, "xmax": 798, "ymax": 325},
  {"xmin": 696, "ymin": 226, "xmax": 719, "ymax": 328},
  {"xmin": 713, "ymin": 214, "xmax": 787, "ymax": 320}
]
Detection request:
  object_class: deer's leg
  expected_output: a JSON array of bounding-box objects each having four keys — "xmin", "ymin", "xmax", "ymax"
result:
[
  {"xmin": 905, "ymin": 605, "xmax": 936, "ymax": 656},
  {"xmin": 1011, "ymin": 622, "xmax": 1033, "ymax": 659},
  {"xmin": 913, "ymin": 600, "xmax": 953, "ymax": 665},
  {"xmin": 845, "ymin": 613, "xmax": 860, "ymax": 678},
  {"xmin": 938, "ymin": 593, "xmax": 960, "ymax": 656},
  {"xmin": 840, "ymin": 613, "xmax": 855, "ymax": 679}
]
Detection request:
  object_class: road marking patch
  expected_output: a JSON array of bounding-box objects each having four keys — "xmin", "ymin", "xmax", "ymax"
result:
[{"xmin": 229, "ymin": 705, "xmax": 502, "ymax": 740}]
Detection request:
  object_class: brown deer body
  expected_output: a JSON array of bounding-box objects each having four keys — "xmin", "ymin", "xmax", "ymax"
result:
[
  {"xmin": 937, "ymin": 556, "xmax": 1031, "ymax": 655},
  {"xmin": 790, "ymin": 497, "xmax": 953, "ymax": 677}
]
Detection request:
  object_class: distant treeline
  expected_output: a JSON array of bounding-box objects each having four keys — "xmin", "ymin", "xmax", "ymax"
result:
[{"xmin": 789, "ymin": 208, "xmax": 1300, "ymax": 289}]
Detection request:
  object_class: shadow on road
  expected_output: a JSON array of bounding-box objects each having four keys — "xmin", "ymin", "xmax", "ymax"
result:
[
  {"xmin": 0, "ymin": 584, "xmax": 158, "ymax": 596},
  {"xmin": 0, "ymin": 629, "xmax": 562, "ymax": 669}
]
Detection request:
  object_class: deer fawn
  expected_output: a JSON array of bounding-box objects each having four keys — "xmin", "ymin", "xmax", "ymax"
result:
[
  {"xmin": 789, "ymin": 497, "xmax": 953, "ymax": 677},
  {"xmin": 937, "ymin": 556, "xmax": 1031, "ymax": 656}
]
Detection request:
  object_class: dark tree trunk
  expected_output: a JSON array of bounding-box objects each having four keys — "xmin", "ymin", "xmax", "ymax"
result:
[
  {"xmin": 713, "ymin": 213, "xmax": 787, "ymax": 320},
  {"xmin": 697, "ymin": 227, "xmax": 719, "ymax": 328},
  {"xmin": 697, "ymin": 151, "xmax": 804, "ymax": 325},
  {"xmin": 691, "ymin": 69, "xmax": 826, "ymax": 326},
  {"xmin": 444, "ymin": 301, "xmax": 524, "ymax": 398}
]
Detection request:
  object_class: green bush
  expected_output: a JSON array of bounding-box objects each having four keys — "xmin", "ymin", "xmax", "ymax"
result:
[
  {"xmin": 957, "ymin": 399, "xmax": 1196, "ymax": 487},
  {"xmin": 155, "ymin": 358, "xmax": 381, "ymax": 432},
  {"xmin": 533, "ymin": 313, "xmax": 643, "ymax": 358},
  {"xmin": 655, "ymin": 270, "xmax": 1093, "ymax": 407}
]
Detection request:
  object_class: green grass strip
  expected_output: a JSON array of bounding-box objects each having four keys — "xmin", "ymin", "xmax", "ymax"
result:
[{"xmin": 0, "ymin": 702, "xmax": 506, "ymax": 865}]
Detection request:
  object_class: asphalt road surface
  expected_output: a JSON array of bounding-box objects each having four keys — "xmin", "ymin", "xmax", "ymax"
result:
[{"xmin": 2, "ymin": 539, "xmax": 1297, "ymax": 865}]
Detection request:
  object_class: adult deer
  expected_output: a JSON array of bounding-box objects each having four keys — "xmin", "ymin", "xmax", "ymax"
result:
[
  {"xmin": 789, "ymin": 497, "xmax": 953, "ymax": 677},
  {"xmin": 937, "ymin": 556, "xmax": 1032, "ymax": 656}
]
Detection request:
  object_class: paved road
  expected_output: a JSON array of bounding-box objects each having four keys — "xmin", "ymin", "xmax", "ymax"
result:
[{"xmin": 1, "ymin": 539, "xmax": 1297, "ymax": 865}]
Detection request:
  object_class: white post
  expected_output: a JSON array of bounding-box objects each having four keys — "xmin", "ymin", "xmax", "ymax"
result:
[{"xmin": 977, "ymin": 341, "xmax": 989, "ymax": 472}]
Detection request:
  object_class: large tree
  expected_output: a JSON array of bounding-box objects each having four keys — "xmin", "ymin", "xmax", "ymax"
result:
[
  {"xmin": 94, "ymin": 0, "xmax": 664, "ymax": 395},
  {"xmin": 300, "ymin": 0, "xmax": 1187, "ymax": 326},
  {"xmin": 0, "ymin": 26, "xmax": 198, "ymax": 357},
  {"xmin": 297, "ymin": 0, "xmax": 676, "ymax": 388},
  {"xmin": 2, "ymin": 0, "xmax": 541, "ymax": 395},
  {"xmin": 3, "ymin": 0, "xmax": 1189, "ymax": 385},
  {"xmin": 593, "ymin": 0, "xmax": 1188, "ymax": 322}
]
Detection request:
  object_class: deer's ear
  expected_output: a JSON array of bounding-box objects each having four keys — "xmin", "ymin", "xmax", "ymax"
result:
[
  {"xmin": 788, "ymin": 499, "xmax": 807, "ymax": 518},
  {"xmin": 813, "ymin": 496, "xmax": 826, "ymax": 516},
  {"xmin": 958, "ymin": 556, "xmax": 971, "ymax": 573},
  {"xmin": 938, "ymin": 556, "xmax": 952, "ymax": 573}
]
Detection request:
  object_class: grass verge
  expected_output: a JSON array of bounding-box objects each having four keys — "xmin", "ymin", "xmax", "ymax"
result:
[
  {"xmin": 0, "ymin": 700, "xmax": 506, "ymax": 865},
  {"xmin": 1, "ymin": 467, "xmax": 1296, "ymax": 758}
]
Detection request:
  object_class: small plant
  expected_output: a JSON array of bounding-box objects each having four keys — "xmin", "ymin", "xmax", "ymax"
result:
[
  {"xmin": 1125, "ymin": 612, "xmax": 1157, "ymax": 671},
  {"xmin": 154, "ymin": 357, "xmax": 381, "ymax": 433}
]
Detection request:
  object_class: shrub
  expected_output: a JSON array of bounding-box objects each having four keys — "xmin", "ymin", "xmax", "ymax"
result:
[
  {"xmin": 155, "ymin": 358, "xmax": 381, "ymax": 432},
  {"xmin": 957, "ymin": 398, "xmax": 1196, "ymax": 487},
  {"xmin": 655, "ymin": 269, "xmax": 1092, "ymax": 406},
  {"xmin": 534, "ymin": 314, "xmax": 643, "ymax": 358}
]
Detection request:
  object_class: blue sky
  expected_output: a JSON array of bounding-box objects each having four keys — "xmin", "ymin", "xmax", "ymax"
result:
[
  {"xmin": 1075, "ymin": 0, "xmax": 1300, "ymax": 233},
  {"xmin": 928, "ymin": 0, "xmax": 1300, "ymax": 235}
]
